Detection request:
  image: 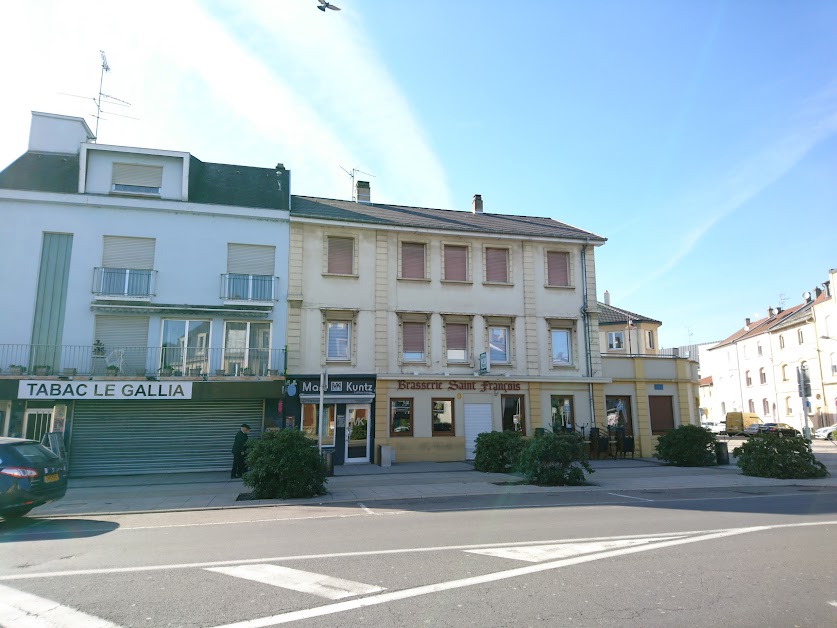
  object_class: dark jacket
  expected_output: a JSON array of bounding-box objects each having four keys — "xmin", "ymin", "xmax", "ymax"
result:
[{"xmin": 232, "ymin": 430, "xmax": 248, "ymax": 454}]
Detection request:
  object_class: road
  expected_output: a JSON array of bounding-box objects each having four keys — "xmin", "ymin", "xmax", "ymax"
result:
[{"xmin": 1, "ymin": 485, "xmax": 836, "ymax": 627}]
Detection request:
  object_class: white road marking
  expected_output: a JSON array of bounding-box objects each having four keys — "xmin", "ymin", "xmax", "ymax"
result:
[
  {"xmin": 206, "ymin": 565, "xmax": 384, "ymax": 600},
  {"xmin": 828, "ymin": 600, "xmax": 837, "ymax": 608},
  {"xmin": 0, "ymin": 583, "xmax": 121, "ymax": 627},
  {"xmin": 357, "ymin": 503, "xmax": 377, "ymax": 515},
  {"xmin": 465, "ymin": 536, "xmax": 686, "ymax": 562},
  {"xmin": 208, "ymin": 525, "xmax": 782, "ymax": 627},
  {"xmin": 606, "ymin": 492, "xmax": 654, "ymax": 502}
]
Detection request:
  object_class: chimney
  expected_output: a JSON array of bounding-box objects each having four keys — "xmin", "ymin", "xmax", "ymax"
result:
[
  {"xmin": 745, "ymin": 317, "xmax": 751, "ymax": 326},
  {"xmin": 604, "ymin": 290, "xmax": 611, "ymax": 306},
  {"xmin": 28, "ymin": 111, "xmax": 95, "ymax": 154},
  {"xmin": 777, "ymin": 307, "xmax": 784, "ymax": 314},
  {"xmin": 768, "ymin": 307, "xmax": 775, "ymax": 317},
  {"xmin": 356, "ymin": 180, "xmax": 370, "ymax": 203},
  {"xmin": 815, "ymin": 287, "xmax": 822, "ymax": 298},
  {"xmin": 472, "ymin": 194, "xmax": 483, "ymax": 214},
  {"xmin": 825, "ymin": 280, "xmax": 832, "ymax": 298}
]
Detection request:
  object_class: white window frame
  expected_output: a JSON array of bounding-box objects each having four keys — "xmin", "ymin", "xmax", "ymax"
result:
[
  {"xmin": 398, "ymin": 240, "xmax": 430, "ymax": 281},
  {"xmin": 607, "ymin": 331, "xmax": 625, "ymax": 351},
  {"xmin": 326, "ymin": 320, "xmax": 351, "ymax": 362},
  {"xmin": 488, "ymin": 325, "xmax": 511, "ymax": 364},
  {"xmin": 441, "ymin": 243, "xmax": 471, "ymax": 283},
  {"xmin": 483, "ymin": 246, "xmax": 512, "ymax": 285},
  {"xmin": 222, "ymin": 320, "xmax": 273, "ymax": 375},
  {"xmin": 544, "ymin": 249, "xmax": 572, "ymax": 288},
  {"xmin": 323, "ymin": 233, "xmax": 358, "ymax": 277},
  {"xmin": 399, "ymin": 314, "xmax": 429, "ymax": 365},
  {"xmin": 549, "ymin": 327, "xmax": 573, "ymax": 367},
  {"xmin": 443, "ymin": 317, "xmax": 471, "ymax": 365},
  {"xmin": 646, "ymin": 330, "xmax": 655, "ymax": 350}
]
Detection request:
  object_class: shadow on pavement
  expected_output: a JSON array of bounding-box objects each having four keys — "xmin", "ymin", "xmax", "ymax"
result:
[{"xmin": 0, "ymin": 518, "xmax": 120, "ymax": 542}]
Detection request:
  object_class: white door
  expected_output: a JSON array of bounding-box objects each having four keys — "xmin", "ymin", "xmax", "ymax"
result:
[
  {"xmin": 23, "ymin": 410, "xmax": 52, "ymax": 443},
  {"xmin": 464, "ymin": 403, "xmax": 493, "ymax": 460},
  {"xmin": 345, "ymin": 405, "xmax": 370, "ymax": 463}
]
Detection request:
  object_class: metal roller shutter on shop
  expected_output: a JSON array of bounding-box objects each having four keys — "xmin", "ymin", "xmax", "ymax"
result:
[{"xmin": 69, "ymin": 400, "xmax": 263, "ymax": 476}]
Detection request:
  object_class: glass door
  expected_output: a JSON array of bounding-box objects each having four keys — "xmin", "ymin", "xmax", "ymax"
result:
[
  {"xmin": 23, "ymin": 410, "xmax": 52, "ymax": 443},
  {"xmin": 345, "ymin": 405, "xmax": 370, "ymax": 463}
]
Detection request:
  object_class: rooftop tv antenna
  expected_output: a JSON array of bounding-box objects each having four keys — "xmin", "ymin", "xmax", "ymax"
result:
[
  {"xmin": 340, "ymin": 166, "xmax": 376, "ymax": 201},
  {"xmin": 91, "ymin": 50, "xmax": 137, "ymax": 141}
]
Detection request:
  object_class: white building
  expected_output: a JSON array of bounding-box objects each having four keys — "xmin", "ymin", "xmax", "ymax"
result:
[{"xmin": 0, "ymin": 112, "xmax": 291, "ymax": 475}]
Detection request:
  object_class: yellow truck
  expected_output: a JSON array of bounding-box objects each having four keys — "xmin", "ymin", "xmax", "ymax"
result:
[{"xmin": 724, "ymin": 412, "xmax": 762, "ymax": 436}]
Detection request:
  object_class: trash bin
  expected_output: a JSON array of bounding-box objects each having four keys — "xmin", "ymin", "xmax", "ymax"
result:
[
  {"xmin": 377, "ymin": 444, "xmax": 393, "ymax": 467},
  {"xmin": 321, "ymin": 449, "xmax": 334, "ymax": 476},
  {"xmin": 715, "ymin": 441, "xmax": 730, "ymax": 465}
]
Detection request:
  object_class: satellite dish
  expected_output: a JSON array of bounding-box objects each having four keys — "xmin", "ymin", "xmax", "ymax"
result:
[{"xmin": 803, "ymin": 291, "xmax": 812, "ymax": 301}]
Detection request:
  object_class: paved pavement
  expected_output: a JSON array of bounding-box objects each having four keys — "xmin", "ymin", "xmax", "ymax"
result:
[{"xmin": 30, "ymin": 438, "xmax": 837, "ymax": 518}]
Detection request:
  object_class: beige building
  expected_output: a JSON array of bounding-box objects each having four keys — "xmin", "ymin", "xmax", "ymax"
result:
[{"xmin": 282, "ymin": 184, "xmax": 699, "ymax": 463}]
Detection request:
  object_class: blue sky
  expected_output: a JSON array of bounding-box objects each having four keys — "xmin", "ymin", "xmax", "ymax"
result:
[{"xmin": 2, "ymin": 1, "xmax": 835, "ymax": 348}]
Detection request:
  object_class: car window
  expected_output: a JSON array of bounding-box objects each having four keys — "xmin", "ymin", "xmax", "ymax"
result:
[{"xmin": 11, "ymin": 443, "xmax": 60, "ymax": 465}]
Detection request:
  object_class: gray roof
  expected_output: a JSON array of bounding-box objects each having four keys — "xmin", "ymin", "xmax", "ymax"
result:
[
  {"xmin": 291, "ymin": 196, "xmax": 606, "ymax": 241},
  {"xmin": 597, "ymin": 302, "xmax": 661, "ymax": 325},
  {"xmin": 0, "ymin": 152, "xmax": 289, "ymax": 211}
]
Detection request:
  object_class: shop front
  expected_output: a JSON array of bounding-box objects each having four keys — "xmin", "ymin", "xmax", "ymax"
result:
[
  {"xmin": 283, "ymin": 375, "xmax": 376, "ymax": 465},
  {"xmin": 2, "ymin": 378, "xmax": 283, "ymax": 476}
]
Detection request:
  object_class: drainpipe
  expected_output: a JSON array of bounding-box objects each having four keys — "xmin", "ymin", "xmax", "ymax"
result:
[{"xmin": 580, "ymin": 238, "xmax": 596, "ymax": 427}]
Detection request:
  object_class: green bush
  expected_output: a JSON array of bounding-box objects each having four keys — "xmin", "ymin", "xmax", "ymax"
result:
[
  {"xmin": 733, "ymin": 435, "xmax": 828, "ymax": 479},
  {"xmin": 654, "ymin": 424, "xmax": 717, "ymax": 466},
  {"xmin": 243, "ymin": 429, "xmax": 328, "ymax": 499},
  {"xmin": 518, "ymin": 431, "xmax": 593, "ymax": 486},
  {"xmin": 473, "ymin": 431, "xmax": 525, "ymax": 473}
]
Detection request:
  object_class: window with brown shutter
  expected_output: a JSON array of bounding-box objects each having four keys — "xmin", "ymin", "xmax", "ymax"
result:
[
  {"xmin": 401, "ymin": 242, "xmax": 426, "ymax": 279},
  {"xmin": 327, "ymin": 237, "xmax": 354, "ymax": 275},
  {"xmin": 444, "ymin": 245, "xmax": 467, "ymax": 281},
  {"xmin": 485, "ymin": 248, "xmax": 509, "ymax": 283},
  {"xmin": 649, "ymin": 396, "xmax": 674, "ymax": 434},
  {"xmin": 445, "ymin": 322, "xmax": 468, "ymax": 362},
  {"xmin": 546, "ymin": 251, "xmax": 570, "ymax": 287},
  {"xmin": 402, "ymin": 321, "xmax": 425, "ymax": 361}
]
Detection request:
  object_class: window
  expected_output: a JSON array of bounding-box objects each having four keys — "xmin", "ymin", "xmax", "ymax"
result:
[
  {"xmin": 798, "ymin": 329, "xmax": 804, "ymax": 344},
  {"xmin": 759, "ymin": 368, "xmax": 766, "ymax": 385},
  {"xmin": 390, "ymin": 399, "xmax": 413, "ymax": 436},
  {"xmin": 97, "ymin": 236, "xmax": 156, "ymax": 298},
  {"xmin": 757, "ymin": 342, "xmax": 763, "ymax": 357},
  {"xmin": 224, "ymin": 244, "xmax": 276, "ymax": 301},
  {"xmin": 326, "ymin": 236, "xmax": 354, "ymax": 275},
  {"xmin": 400, "ymin": 242, "xmax": 427, "ymax": 279},
  {"xmin": 779, "ymin": 335, "xmax": 785, "ymax": 349},
  {"xmin": 443, "ymin": 245, "xmax": 468, "ymax": 282},
  {"xmin": 402, "ymin": 321, "xmax": 426, "ymax": 362},
  {"xmin": 501, "ymin": 395, "xmax": 526, "ymax": 434},
  {"xmin": 607, "ymin": 331, "xmax": 624, "ymax": 350},
  {"xmin": 326, "ymin": 321, "xmax": 350, "ymax": 361},
  {"xmin": 223, "ymin": 321, "xmax": 272, "ymax": 376},
  {"xmin": 432, "ymin": 399, "xmax": 454, "ymax": 435},
  {"xmin": 485, "ymin": 247, "xmax": 509, "ymax": 283},
  {"xmin": 445, "ymin": 321, "xmax": 469, "ymax": 363},
  {"xmin": 743, "ymin": 345, "xmax": 748, "ymax": 359},
  {"xmin": 489, "ymin": 326, "xmax": 510, "ymax": 363},
  {"xmin": 748, "ymin": 399, "xmax": 755, "ymax": 413},
  {"xmin": 831, "ymin": 353, "xmax": 836, "ymax": 375},
  {"xmin": 551, "ymin": 396, "xmax": 574, "ymax": 430},
  {"xmin": 302, "ymin": 404, "xmax": 335, "ymax": 445},
  {"xmin": 721, "ymin": 402, "xmax": 726, "ymax": 415},
  {"xmin": 745, "ymin": 371, "xmax": 752, "ymax": 387},
  {"xmin": 111, "ymin": 163, "xmax": 162, "ymax": 195},
  {"xmin": 161, "ymin": 319, "xmax": 211, "ymax": 374},
  {"xmin": 649, "ymin": 396, "xmax": 675, "ymax": 435},
  {"xmin": 785, "ymin": 396, "xmax": 792, "ymax": 416},
  {"xmin": 763, "ymin": 399, "xmax": 770, "ymax": 415},
  {"xmin": 551, "ymin": 329, "xmax": 571, "ymax": 365},
  {"xmin": 782, "ymin": 365, "xmax": 788, "ymax": 381},
  {"xmin": 647, "ymin": 330, "xmax": 655, "ymax": 350},
  {"xmin": 545, "ymin": 251, "xmax": 570, "ymax": 287}
]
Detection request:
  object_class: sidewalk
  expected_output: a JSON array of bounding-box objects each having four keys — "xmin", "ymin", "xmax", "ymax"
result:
[{"xmin": 30, "ymin": 441, "xmax": 837, "ymax": 518}]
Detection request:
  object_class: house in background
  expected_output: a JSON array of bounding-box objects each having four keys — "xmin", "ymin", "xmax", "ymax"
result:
[
  {"xmin": 0, "ymin": 112, "xmax": 291, "ymax": 475},
  {"xmin": 598, "ymin": 292, "xmax": 661, "ymax": 355}
]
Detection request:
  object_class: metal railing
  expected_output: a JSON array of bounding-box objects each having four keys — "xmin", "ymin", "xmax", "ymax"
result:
[
  {"xmin": 92, "ymin": 267, "xmax": 157, "ymax": 298},
  {"xmin": 0, "ymin": 344, "xmax": 286, "ymax": 377},
  {"xmin": 220, "ymin": 274, "xmax": 278, "ymax": 302}
]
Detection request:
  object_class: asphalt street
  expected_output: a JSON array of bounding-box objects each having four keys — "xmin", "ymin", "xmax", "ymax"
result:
[{"xmin": 1, "ymin": 486, "xmax": 836, "ymax": 627}]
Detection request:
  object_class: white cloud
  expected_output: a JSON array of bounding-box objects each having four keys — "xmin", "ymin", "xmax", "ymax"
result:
[{"xmin": 0, "ymin": 1, "xmax": 452, "ymax": 208}]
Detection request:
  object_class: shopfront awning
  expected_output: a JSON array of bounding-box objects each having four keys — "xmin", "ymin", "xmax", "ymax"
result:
[{"xmin": 299, "ymin": 394, "xmax": 375, "ymax": 405}]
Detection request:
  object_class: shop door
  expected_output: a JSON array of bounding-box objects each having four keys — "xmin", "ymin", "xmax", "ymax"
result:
[
  {"xmin": 464, "ymin": 403, "xmax": 493, "ymax": 460},
  {"xmin": 23, "ymin": 410, "xmax": 52, "ymax": 443},
  {"xmin": 605, "ymin": 396, "xmax": 633, "ymax": 436},
  {"xmin": 345, "ymin": 405, "xmax": 370, "ymax": 463}
]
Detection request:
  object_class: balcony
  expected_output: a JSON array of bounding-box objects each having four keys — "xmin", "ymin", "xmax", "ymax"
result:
[
  {"xmin": 0, "ymin": 344, "xmax": 286, "ymax": 378},
  {"xmin": 221, "ymin": 274, "xmax": 278, "ymax": 304},
  {"xmin": 93, "ymin": 267, "xmax": 157, "ymax": 300}
]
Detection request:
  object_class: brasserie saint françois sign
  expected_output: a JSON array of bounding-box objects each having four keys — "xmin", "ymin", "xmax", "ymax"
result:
[{"xmin": 18, "ymin": 380, "xmax": 193, "ymax": 400}]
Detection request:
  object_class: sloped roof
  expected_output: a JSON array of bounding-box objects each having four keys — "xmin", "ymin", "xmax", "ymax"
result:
[
  {"xmin": 699, "ymin": 376, "xmax": 713, "ymax": 386},
  {"xmin": 597, "ymin": 302, "xmax": 661, "ymax": 325},
  {"xmin": 290, "ymin": 196, "xmax": 606, "ymax": 241},
  {"xmin": 710, "ymin": 302, "xmax": 809, "ymax": 350},
  {"xmin": 0, "ymin": 152, "xmax": 79, "ymax": 193}
]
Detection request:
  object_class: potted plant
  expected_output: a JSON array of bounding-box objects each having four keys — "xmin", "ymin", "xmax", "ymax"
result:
[
  {"xmin": 93, "ymin": 340, "xmax": 106, "ymax": 357},
  {"xmin": 160, "ymin": 364, "xmax": 174, "ymax": 377},
  {"xmin": 34, "ymin": 365, "xmax": 51, "ymax": 376},
  {"xmin": 188, "ymin": 367, "xmax": 201, "ymax": 377},
  {"xmin": 242, "ymin": 367, "xmax": 253, "ymax": 376},
  {"xmin": 106, "ymin": 365, "xmax": 119, "ymax": 376},
  {"xmin": 215, "ymin": 369, "xmax": 226, "ymax": 376},
  {"xmin": 8, "ymin": 365, "xmax": 25, "ymax": 376},
  {"xmin": 63, "ymin": 367, "xmax": 77, "ymax": 376}
]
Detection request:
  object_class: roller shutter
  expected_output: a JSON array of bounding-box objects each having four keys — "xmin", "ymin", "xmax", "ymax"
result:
[
  {"xmin": 227, "ymin": 244, "xmax": 276, "ymax": 275},
  {"xmin": 69, "ymin": 400, "xmax": 263, "ymax": 476}
]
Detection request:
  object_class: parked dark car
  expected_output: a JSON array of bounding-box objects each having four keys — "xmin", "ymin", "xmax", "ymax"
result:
[
  {"xmin": 742, "ymin": 423, "xmax": 763, "ymax": 437},
  {"xmin": 0, "ymin": 437, "xmax": 67, "ymax": 519},
  {"xmin": 759, "ymin": 423, "xmax": 802, "ymax": 437}
]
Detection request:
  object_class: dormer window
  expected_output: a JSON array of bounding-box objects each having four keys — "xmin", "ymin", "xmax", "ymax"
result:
[{"xmin": 111, "ymin": 163, "xmax": 162, "ymax": 196}]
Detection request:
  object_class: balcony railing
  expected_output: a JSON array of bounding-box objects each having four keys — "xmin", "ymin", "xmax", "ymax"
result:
[
  {"xmin": 93, "ymin": 267, "xmax": 157, "ymax": 299},
  {"xmin": 220, "ymin": 274, "xmax": 278, "ymax": 303},
  {"xmin": 0, "ymin": 344, "xmax": 286, "ymax": 377}
]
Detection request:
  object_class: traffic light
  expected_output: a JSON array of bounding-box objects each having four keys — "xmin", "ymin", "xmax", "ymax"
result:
[{"xmin": 797, "ymin": 364, "xmax": 812, "ymax": 398}]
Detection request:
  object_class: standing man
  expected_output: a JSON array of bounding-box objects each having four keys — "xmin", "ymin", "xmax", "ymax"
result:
[{"xmin": 231, "ymin": 423, "xmax": 250, "ymax": 479}]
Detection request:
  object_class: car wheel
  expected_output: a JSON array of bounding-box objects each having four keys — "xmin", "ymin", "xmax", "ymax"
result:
[{"xmin": 1, "ymin": 506, "xmax": 33, "ymax": 519}]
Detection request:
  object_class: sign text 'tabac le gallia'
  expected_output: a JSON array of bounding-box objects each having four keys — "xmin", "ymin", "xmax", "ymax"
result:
[{"xmin": 17, "ymin": 380, "xmax": 193, "ymax": 400}]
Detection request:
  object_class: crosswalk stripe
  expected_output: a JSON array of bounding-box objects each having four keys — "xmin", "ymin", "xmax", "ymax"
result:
[
  {"xmin": 206, "ymin": 564, "xmax": 385, "ymax": 600},
  {"xmin": 465, "ymin": 536, "xmax": 686, "ymax": 562},
  {"xmin": 0, "ymin": 583, "xmax": 122, "ymax": 628}
]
